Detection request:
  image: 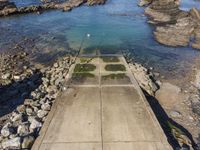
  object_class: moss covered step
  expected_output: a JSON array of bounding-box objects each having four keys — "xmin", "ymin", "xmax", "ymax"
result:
[
  {"xmin": 74, "ymin": 64, "xmax": 96, "ymax": 72},
  {"xmin": 101, "ymin": 56, "xmax": 120, "ymax": 63},
  {"xmin": 104, "ymin": 64, "xmax": 126, "ymax": 71}
]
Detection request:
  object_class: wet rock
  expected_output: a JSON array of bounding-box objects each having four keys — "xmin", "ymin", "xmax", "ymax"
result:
[
  {"xmin": 37, "ymin": 110, "xmax": 48, "ymax": 118},
  {"xmin": 22, "ymin": 135, "xmax": 35, "ymax": 149},
  {"xmin": 1, "ymin": 137, "xmax": 21, "ymax": 149}
]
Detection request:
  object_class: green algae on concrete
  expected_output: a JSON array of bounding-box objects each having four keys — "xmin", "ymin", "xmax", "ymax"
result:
[
  {"xmin": 101, "ymin": 56, "xmax": 120, "ymax": 63},
  {"xmin": 74, "ymin": 64, "xmax": 96, "ymax": 72},
  {"xmin": 72, "ymin": 72, "xmax": 95, "ymax": 78},
  {"xmin": 102, "ymin": 73, "xmax": 127, "ymax": 80},
  {"xmin": 105, "ymin": 64, "xmax": 126, "ymax": 71},
  {"xmin": 80, "ymin": 57, "xmax": 94, "ymax": 63}
]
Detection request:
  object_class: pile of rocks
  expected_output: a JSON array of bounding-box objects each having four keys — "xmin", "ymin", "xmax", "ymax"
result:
[
  {"xmin": 139, "ymin": 0, "xmax": 200, "ymax": 50},
  {"xmin": 0, "ymin": 55, "xmax": 73, "ymax": 149},
  {"xmin": 123, "ymin": 50, "xmax": 159, "ymax": 96},
  {"xmin": 129, "ymin": 63, "xmax": 159, "ymax": 96}
]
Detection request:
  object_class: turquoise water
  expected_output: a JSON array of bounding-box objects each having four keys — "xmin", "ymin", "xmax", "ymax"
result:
[{"xmin": 0, "ymin": 0, "xmax": 200, "ymax": 79}]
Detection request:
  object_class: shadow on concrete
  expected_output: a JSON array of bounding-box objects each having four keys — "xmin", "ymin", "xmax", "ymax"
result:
[
  {"xmin": 0, "ymin": 71, "xmax": 42, "ymax": 118},
  {"xmin": 143, "ymin": 90, "xmax": 198, "ymax": 150}
]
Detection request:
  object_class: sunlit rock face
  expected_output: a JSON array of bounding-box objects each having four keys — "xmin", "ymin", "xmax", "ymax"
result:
[
  {"xmin": 140, "ymin": 0, "xmax": 200, "ymax": 50},
  {"xmin": 0, "ymin": 0, "xmax": 17, "ymax": 16}
]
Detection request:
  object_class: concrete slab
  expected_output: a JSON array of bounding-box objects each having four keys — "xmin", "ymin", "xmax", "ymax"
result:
[
  {"xmin": 101, "ymin": 87, "xmax": 160, "ymax": 142},
  {"xmin": 103, "ymin": 142, "xmax": 171, "ymax": 150},
  {"xmin": 39, "ymin": 143, "xmax": 102, "ymax": 150},
  {"xmin": 42, "ymin": 87, "xmax": 101, "ymax": 143},
  {"xmin": 32, "ymin": 55, "xmax": 172, "ymax": 150}
]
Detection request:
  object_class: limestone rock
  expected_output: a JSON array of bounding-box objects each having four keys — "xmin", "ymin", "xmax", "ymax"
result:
[{"xmin": 1, "ymin": 137, "xmax": 21, "ymax": 149}]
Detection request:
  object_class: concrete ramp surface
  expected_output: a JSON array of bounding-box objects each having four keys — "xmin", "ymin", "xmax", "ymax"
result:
[{"xmin": 32, "ymin": 56, "xmax": 172, "ymax": 150}]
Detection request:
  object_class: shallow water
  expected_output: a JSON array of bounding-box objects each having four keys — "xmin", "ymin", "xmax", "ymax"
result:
[{"xmin": 0, "ymin": 0, "xmax": 200, "ymax": 80}]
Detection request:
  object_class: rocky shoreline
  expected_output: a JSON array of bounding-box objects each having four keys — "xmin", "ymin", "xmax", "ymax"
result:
[
  {"xmin": 139, "ymin": 0, "xmax": 200, "ymax": 50},
  {"xmin": 0, "ymin": 0, "xmax": 106, "ymax": 17},
  {"xmin": 0, "ymin": 51, "xmax": 74, "ymax": 149},
  {"xmin": 124, "ymin": 50, "xmax": 200, "ymax": 149}
]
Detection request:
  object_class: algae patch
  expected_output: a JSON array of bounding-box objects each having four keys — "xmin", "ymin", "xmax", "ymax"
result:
[
  {"xmin": 101, "ymin": 56, "xmax": 120, "ymax": 62},
  {"xmin": 105, "ymin": 64, "xmax": 126, "ymax": 71},
  {"xmin": 74, "ymin": 64, "xmax": 96, "ymax": 72},
  {"xmin": 102, "ymin": 73, "xmax": 127, "ymax": 80}
]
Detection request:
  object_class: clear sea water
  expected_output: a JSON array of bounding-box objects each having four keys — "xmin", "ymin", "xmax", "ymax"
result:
[{"xmin": 0, "ymin": 0, "xmax": 200, "ymax": 80}]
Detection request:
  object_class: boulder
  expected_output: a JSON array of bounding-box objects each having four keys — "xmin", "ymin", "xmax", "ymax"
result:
[
  {"xmin": 22, "ymin": 135, "xmax": 35, "ymax": 149},
  {"xmin": 1, "ymin": 137, "xmax": 21, "ymax": 149},
  {"xmin": 1, "ymin": 123, "xmax": 14, "ymax": 137},
  {"xmin": 17, "ymin": 123, "xmax": 30, "ymax": 136},
  {"xmin": 29, "ymin": 118, "xmax": 42, "ymax": 130}
]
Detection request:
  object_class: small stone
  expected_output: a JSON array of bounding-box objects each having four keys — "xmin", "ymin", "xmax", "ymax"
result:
[
  {"xmin": 169, "ymin": 110, "xmax": 182, "ymax": 118},
  {"xmin": 1, "ymin": 137, "xmax": 21, "ymax": 149},
  {"xmin": 29, "ymin": 118, "xmax": 42, "ymax": 130},
  {"xmin": 13, "ymin": 75, "xmax": 21, "ymax": 80},
  {"xmin": 37, "ymin": 110, "xmax": 48, "ymax": 118},
  {"xmin": 22, "ymin": 135, "xmax": 35, "ymax": 149}
]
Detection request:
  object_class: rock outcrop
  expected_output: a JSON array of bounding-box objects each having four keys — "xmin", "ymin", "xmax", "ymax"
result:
[
  {"xmin": 140, "ymin": 0, "xmax": 200, "ymax": 50},
  {"xmin": 0, "ymin": 0, "xmax": 107, "ymax": 17},
  {"xmin": 0, "ymin": 0, "xmax": 17, "ymax": 16}
]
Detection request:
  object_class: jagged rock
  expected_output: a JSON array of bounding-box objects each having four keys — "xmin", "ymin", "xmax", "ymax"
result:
[
  {"xmin": 1, "ymin": 137, "xmax": 21, "ymax": 149},
  {"xmin": 129, "ymin": 63, "xmax": 158, "ymax": 96},
  {"xmin": 16, "ymin": 105, "xmax": 26, "ymax": 113},
  {"xmin": 41, "ymin": 103, "xmax": 51, "ymax": 111},
  {"xmin": 11, "ymin": 112, "xmax": 23, "ymax": 122},
  {"xmin": 17, "ymin": 123, "xmax": 30, "ymax": 136},
  {"xmin": 0, "ymin": 0, "xmax": 17, "ymax": 16},
  {"xmin": 29, "ymin": 118, "xmax": 42, "ymax": 130},
  {"xmin": 22, "ymin": 135, "xmax": 35, "ymax": 149},
  {"xmin": 138, "ymin": 0, "xmax": 152, "ymax": 7},
  {"xmin": 1, "ymin": 123, "xmax": 14, "ymax": 137}
]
